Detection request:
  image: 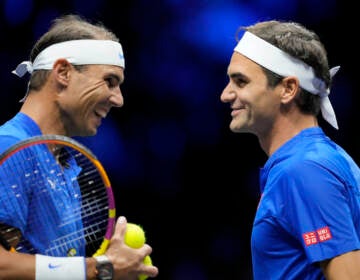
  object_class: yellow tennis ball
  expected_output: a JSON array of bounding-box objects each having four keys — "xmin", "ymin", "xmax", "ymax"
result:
[
  {"xmin": 139, "ymin": 255, "xmax": 152, "ymax": 280},
  {"xmin": 124, "ymin": 223, "xmax": 146, "ymax": 249}
]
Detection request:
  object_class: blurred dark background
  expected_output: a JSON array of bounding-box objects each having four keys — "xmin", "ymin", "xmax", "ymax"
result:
[{"xmin": 0, "ymin": 0, "xmax": 358, "ymax": 279}]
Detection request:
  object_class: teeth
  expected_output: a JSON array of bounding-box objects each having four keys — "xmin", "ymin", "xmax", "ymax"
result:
[{"xmin": 95, "ymin": 111, "xmax": 106, "ymax": 118}]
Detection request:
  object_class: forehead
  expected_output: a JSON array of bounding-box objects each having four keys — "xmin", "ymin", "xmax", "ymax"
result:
[{"xmin": 227, "ymin": 52, "xmax": 265, "ymax": 78}]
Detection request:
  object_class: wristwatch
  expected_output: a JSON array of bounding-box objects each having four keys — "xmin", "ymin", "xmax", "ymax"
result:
[{"xmin": 94, "ymin": 255, "xmax": 113, "ymax": 280}]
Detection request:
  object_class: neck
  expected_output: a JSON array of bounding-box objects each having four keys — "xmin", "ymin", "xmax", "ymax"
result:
[
  {"xmin": 20, "ymin": 90, "xmax": 66, "ymax": 135},
  {"xmin": 258, "ymin": 115, "xmax": 318, "ymax": 157}
]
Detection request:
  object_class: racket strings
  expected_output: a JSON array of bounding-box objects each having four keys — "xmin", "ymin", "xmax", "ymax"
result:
[
  {"xmin": 0, "ymin": 140, "xmax": 112, "ymax": 257},
  {"xmin": 47, "ymin": 146, "xmax": 110, "ymax": 256}
]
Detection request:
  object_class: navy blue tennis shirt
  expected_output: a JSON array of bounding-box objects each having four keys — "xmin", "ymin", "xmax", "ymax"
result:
[
  {"xmin": 252, "ymin": 127, "xmax": 360, "ymax": 279},
  {"xmin": 0, "ymin": 112, "xmax": 85, "ymax": 256}
]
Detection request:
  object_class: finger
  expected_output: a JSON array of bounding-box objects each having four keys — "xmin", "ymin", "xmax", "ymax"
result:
[
  {"xmin": 113, "ymin": 216, "xmax": 127, "ymax": 241},
  {"xmin": 140, "ymin": 244, "xmax": 153, "ymax": 256},
  {"xmin": 140, "ymin": 263, "xmax": 159, "ymax": 278}
]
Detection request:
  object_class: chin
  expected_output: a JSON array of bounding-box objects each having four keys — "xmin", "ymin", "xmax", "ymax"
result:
[
  {"xmin": 78, "ymin": 128, "xmax": 97, "ymax": 137},
  {"xmin": 86, "ymin": 123, "xmax": 99, "ymax": 136},
  {"xmin": 230, "ymin": 120, "xmax": 241, "ymax": 132},
  {"xmin": 87, "ymin": 130, "xmax": 97, "ymax": 136},
  {"xmin": 230, "ymin": 122, "xmax": 248, "ymax": 133}
]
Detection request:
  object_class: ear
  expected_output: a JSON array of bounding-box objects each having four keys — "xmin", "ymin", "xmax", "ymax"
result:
[
  {"xmin": 280, "ymin": 76, "xmax": 300, "ymax": 104},
  {"xmin": 52, "ymin": 59, "xmax": 72, "ymax": 87}
]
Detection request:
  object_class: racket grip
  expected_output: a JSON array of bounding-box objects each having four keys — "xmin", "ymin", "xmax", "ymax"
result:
[{"xmin": 0, "ymin": 233, "xmax": 15, "ymax": 252}]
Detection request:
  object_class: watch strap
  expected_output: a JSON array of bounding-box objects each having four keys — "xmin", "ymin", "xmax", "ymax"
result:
[
  {"xmin": 94, "ymin": 255, "xmax": 113, "ymax": 280},
  {"xmin": 94, "ymin": 255, "xmax": 111, "ymax": 264}
]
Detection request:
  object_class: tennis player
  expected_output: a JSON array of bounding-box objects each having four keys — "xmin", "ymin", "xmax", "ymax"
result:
[
  {"xmin": 0, "ymin": 14, "xmax": 158, "ymax": 280},
  {"xmin": 221, "ymin": 20, "xmax": 360, "ymax": 279}
]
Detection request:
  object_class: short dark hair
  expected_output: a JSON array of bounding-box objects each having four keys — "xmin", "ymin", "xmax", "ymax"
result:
[
  {"xmin": 236, "ymin": 20, "xmax": 331, "ymax": 116},
  {"xmin": 28, "ymin": 14, "xmax": 119, "ymax": 92}
]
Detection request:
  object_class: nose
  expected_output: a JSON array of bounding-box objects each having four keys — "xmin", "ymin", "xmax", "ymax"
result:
[
  {"xmin": 220, "ymin": 82, "xmax": 235, "ymax": 103},
  {"xmin": 109, "ymin": 87, "xmax": 124, "ymax": 107}
]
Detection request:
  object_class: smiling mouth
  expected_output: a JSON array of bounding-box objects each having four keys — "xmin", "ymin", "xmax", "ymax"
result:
[
  {"xmin": 95, "ymin": 111, "xmax": 106, "ymax": 119},
  {"xmin": 231, "ymin": 108, "xmax": 243, "ymax": 117}
]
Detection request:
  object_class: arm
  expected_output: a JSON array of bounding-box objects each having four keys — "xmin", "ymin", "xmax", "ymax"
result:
[
  {"xmin": 0, "ymin": 246, "xmax": 35, "ymax": 279},
  {"xmin": 0, "ymin": 216, "xmax": 158, "ymax": 280},
  {"xmin": 321, "ymin": 250, "xmax": 360, "ymax": 279}
]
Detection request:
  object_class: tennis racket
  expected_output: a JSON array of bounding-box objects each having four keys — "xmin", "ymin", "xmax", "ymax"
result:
[{"xmin": 0, "ymin": 134, "xmax": 116, "ymax": 257}]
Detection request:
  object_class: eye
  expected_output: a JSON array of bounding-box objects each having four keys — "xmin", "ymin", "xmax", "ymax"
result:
[
  {"xmin": 105, "ymin": 77, "xmax": 119, "ymax": 88},
  {"xmin": 233, "ymin": 77, "xmax": 247, "ymax": 88},
  {"xmin": 229, "ymin": 73, "xmax": 248, "ymax": 88}
]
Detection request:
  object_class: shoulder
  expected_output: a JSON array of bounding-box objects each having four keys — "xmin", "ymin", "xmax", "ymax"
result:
[
  {"xmin": 267, "ymin": 148, "xmax": 345, "ymax": 200},
  {"xmin": 0, "ymin": 135, "xmax": 24, "ymax": 155},
  {"xmin": 0, "ymin": 116, "xmax": 28, "ymax": 154},
  {"xmin": 0, "ymin": 113, "xmax": 41, "ymax": 154}
]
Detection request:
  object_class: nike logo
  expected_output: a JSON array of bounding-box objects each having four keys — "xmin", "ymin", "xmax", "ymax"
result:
[{"xmin": 48, "ymin": 263, "xmax": 62, "ymax": 269}]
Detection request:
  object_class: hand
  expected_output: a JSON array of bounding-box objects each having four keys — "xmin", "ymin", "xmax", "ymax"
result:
[{"xmin": 105, "ymin": 216, "xmax": 159, "ymax": 280}]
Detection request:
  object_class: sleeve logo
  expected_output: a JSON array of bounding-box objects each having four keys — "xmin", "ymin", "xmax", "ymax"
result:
[{"xmin": 302, "ymin": 226, "xmax": 332, "ymax": 246}]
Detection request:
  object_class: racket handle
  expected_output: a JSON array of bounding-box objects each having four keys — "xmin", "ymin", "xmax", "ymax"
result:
[{"xmin": 0, "ymin": 233, "xmax": 15, "ymax": 252}]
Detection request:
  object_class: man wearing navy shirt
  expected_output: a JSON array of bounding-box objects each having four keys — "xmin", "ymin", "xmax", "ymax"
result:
[{"xmin": 221, "ymin": 20, "xmax": 360, "ymax": 279}]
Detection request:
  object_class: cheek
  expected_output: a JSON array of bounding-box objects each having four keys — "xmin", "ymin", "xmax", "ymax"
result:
[
  {"xmin": 74, "ymin": 73, "xmax": 105, "ymax": 91},
  {"xmin": 253, "ymin": 97, "xmax": 280, "ymax": 125},
  {"xmin": 250, "ymin": 86, "xmax": 276, "ymax": 106},
  {"xmin": 78, "ymin": 81, "xmax": 107, "ymax": 100}
]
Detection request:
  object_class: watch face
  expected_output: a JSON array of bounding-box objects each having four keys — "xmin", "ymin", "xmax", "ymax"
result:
[{"xmin": 97, "ymin": 262, "xmax": 113, "ymax": 280}]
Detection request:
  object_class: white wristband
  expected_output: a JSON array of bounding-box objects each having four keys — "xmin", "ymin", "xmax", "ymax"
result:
[{"xmin": 35, "ymin": 254, "xmax": 86, "ymax": 280}]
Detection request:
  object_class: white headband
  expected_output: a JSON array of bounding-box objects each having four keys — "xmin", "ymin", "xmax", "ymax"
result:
[
  {"xmin": 12, "ymin": 39, "xmax": 125, "ymax": 78},
  {"xmin": 234, "ymin": 31, "xmax": 340, "ymax": 129}
]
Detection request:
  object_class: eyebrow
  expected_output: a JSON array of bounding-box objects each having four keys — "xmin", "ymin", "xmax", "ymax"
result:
[
  {"xmin": 229, "ymin": 72, "xmax": 248, "ymax": 80},
  {"xmin": 107, "ymin": 73, "xmax": 124, "ymax": 84}
]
